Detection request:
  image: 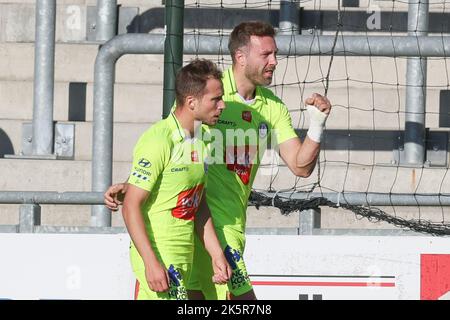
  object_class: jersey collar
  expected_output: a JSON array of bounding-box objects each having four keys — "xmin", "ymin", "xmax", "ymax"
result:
[
  {"xmin": 225, "ymin": 67, "xmax": 267, "ymax": 104},
  {"xmin": 169, "ymin": 112, "xmax": 186, "ymax": 142}
]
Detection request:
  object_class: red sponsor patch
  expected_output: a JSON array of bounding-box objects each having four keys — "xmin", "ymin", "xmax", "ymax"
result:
[
  {"xmin": 172, "ymin": 184, "xmax": 204, "ymax": 220},
  {"xmin": 225, "ymin": 145, "xmax": 257, "ymax": 185},
  {"xmin": 242, "ymin": 111, "xmax": 252, "ymax": 122},
  {"xmin": 191, "ymin": 150, "xmax": 198, "ymax": 162},
  {"xmin": 421, "ymin": 254, "xmax": 450, "ymax": 300}
]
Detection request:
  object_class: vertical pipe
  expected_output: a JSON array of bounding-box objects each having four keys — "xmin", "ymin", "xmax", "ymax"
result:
[
  {"xmin": 91, "ymin": 49, "xmax": 116, "ymax": 227},
  {"xmin": 19, "ymin": 204, "xmax": 41, "ymax": 233},
  {"xmin": 279, "ymin": 0, "xmax": 299, "ymax": 35},
  {"xmin": 298, "ymin": 208, "xmax": 321, "ymax": 235},
  {"xmin": 32, "ymin": 0, "xmax": 56, "ymax": 156},
  {"xmin": 96, "ymin": 0, "xmax": 118, "ymax": 42},
  {"xmin": 404, "ymin": 0, "xmax": 429, "ymax": 165},
  {"xmin": 162, "ymin": 0, "xmax": 184, "ymax": 118},
  {"xmin": 91, "ymin": 0, "xmax": 117, "ymax": 226}
]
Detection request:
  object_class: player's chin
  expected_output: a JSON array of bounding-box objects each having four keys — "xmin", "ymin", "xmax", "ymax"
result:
[
  {"xmin": 204, "ymin": 117, "xmax": 219, "ymax": 126},
  {"xmin": 260, "ymin": 76, "xmax": 273, "ymax": 86}
]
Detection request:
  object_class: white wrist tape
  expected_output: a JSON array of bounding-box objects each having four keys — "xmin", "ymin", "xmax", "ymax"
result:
[{"xmin": 306, "ymin": 105, "xmax": 328, "ymax": 143}]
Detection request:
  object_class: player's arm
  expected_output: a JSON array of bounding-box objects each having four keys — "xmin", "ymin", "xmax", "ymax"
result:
[
  {"xmin": 122, "ymin": 184, "xmax": 169, "ymax": 292},
  {"xmin": 195, "ymin": 193, "xmax": 232, "ymax": 284},
  {"xmin": 279, "ymin": 93, "xmax": 331, "ymax": 177}
]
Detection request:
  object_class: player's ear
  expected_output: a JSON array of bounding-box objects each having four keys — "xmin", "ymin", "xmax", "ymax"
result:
[
  {"xmin": 185, "ymin": 95, "xmax": 196, "ymax": 111},
  {"xmin": 235, "ymin": 48, "xmax": 246, "ymax": 66}
]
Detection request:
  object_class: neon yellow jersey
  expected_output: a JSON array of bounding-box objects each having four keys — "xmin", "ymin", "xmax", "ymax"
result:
[
  {"xmin": 205, "ymin": 67, "xmax": 298, "ymax": 232},
  {"xmin": 128, "ymin": 113, "xmax": 208, "ymax": 265}
]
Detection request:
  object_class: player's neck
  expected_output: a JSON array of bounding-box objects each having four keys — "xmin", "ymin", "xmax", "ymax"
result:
[
  {"xmin": 233, "ymin": 66, "xmax": 256, "ymax": 100},
  {"xmin": 173, "ymin": 107, "xmax": 198, "ymax": 138}
]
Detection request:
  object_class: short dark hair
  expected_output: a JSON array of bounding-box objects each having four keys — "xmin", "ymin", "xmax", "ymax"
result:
[
  {"xmin": 175, "ymin": 59, "xmax": 222, "ymax": 107},
  {"xmin": 228, "ymin": 21, "xmax": 276, "ymax": 63}
]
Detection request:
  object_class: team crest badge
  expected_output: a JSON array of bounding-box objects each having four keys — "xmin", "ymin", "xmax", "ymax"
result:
[
  {"xmin": 191, "ymin": 150, "xmax": 199, "ymax": 162},
  {"xmin": 242, "ymin": 111, "xmax": 252, "ymax": 122},
  {"xmin": 258, "ymin": 122, "xmax": 268, "ymax": 138}
]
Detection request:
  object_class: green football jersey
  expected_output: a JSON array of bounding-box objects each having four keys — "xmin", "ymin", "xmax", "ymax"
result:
[
  {"xmin": 205, "ymin": 67, "xmax": 298, "ymax": 232},
  {"xmin": 128, "ymin": 113, "xmax": 208, "ymax": 265}
]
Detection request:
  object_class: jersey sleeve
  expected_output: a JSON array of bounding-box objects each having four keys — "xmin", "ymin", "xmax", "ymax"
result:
[
  {"xmin": 127, "ymin": 130, "xmax": 171, "ymax": 192},
  {"xmin": 272, "ymin": 100, "xmax": 298, "ymax": 145}
]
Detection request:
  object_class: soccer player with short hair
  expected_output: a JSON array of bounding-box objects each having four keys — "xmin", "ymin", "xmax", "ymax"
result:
[{"xmin": 122, "ymin": 59, "xmax": 231, "ymax": 300}]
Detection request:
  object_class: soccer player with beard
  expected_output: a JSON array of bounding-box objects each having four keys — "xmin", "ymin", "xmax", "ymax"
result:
[{"xmin": 106, "ymin": 21, "xmax": 331, "ymax": 300}]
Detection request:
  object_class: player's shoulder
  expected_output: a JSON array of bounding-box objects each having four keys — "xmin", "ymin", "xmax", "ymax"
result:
[
  {"xmin": 137, "ymin": 119, "xmax": 175, "ymax": 146},
  {"xmin": 258, "ymin": 86, "xmax": 286, "ymax": 108}
]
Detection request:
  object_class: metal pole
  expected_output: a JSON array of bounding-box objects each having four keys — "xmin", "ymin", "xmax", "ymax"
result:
[
  {"xmin": 162, "ymin": 0, "xmax": 184, "ymax": 119},
  {"xmin": 19, "ymin": 204, "xmax": 41, "ymax": 233},
  {"xmin": 2, "ymin": 190, "xmax": 450, "ymax": 206},
  {"xmin": 91, "ymin": 35, "xmax": 166, "ymax": 227},
  {"xmin": 252, "ymin": 191, "xmax": 450, "ymax": 207},
  {"xmin": 92, "ymin": 34, "xmax": 450, "ymax": 58},
  {"xmin": 32, "ymin": 0, "xmax": 56, "ymax": 156},
  {"xmin": 299, "ymin": 208, "xmax": 321, "ymax": 235},
  {"xmin": 0, "ymin": 192, "xmax": 104, "ymax": 204},
  {"xmin": 183, "ymin": 34, "xmax": 450, "ymax": 57},
  {"xmin": 279, "ymin": 0, "xmax": 299, "ymax": 35},
  {"xmin": 91, "ymin": 44, "xmax": 116, "ymax": 227},
  {"xmin": 95, "ymin": 0, "xmax": 118, "ymax": 42},
  {"xmin": 404, "ymin": 0, "xmax": 429, "ymax": 165}
]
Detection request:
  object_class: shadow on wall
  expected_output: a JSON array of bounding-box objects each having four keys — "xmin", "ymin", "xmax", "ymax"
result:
[
  {"xmin": 124, "ymin": 6, "xmax": 450, "ymax": 34},
  {"xmin": 0, "ymin": 129, "xmax": 14, "ymax": 158},
  {"xmin": 126, "ymin": 7, "xmax": 278, "ymax": 33}
]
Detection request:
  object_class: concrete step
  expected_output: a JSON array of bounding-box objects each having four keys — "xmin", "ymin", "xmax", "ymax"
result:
[
  {"xmin": 2, "ymin": 157, "xmax": 450, "ymax": 196},
  {"xmin": 0, "ymin": 74, "xmax": 446, "ymax": 129},
  {"xmin": 253, "ymin": 160, "xmax": 450, "ymax": 195},
  {"xmin": 1, "ymin": 48, "xmax": 448, "ymax": 132},
  {"xmin": 0, "ymin": 202, "xmax": 418, "ymax": 231},
  {"xmin": 0, "ymin": 158, "xmax": 130, "ymax": 192},
  {"xmin": 3, "ymin": 40, "xmax": 450, "ymax": 87},
  {"xmin": 0, "ymin": 119, "xmax": 151, "ymax": 161},
  {"xmin": 0, "ymin": 203, "xmax": 126, "ymax": 227},
  {"xmin": 1, "ymin": 116, "xmax": 447, "ymax": 163},
  {"xmin": 0, "ymin": 78, "xmax": 446, "ymax": 134},
  {"xmin": 0, "ymin": 42, "xmax": 165, "ymax": 83},
  {"xmin": 0, "ymin": 80, "xmax": 164, "ymax": 122}
]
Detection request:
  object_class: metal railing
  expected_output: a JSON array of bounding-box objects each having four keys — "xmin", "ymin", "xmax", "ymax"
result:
[
  {"xmin": 0, "ymin": 191, "xmax": 431, "ymax": 235},
  {"xmin": 0, "ymin": 192, "xmax": 127, "ymax": 233}
]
